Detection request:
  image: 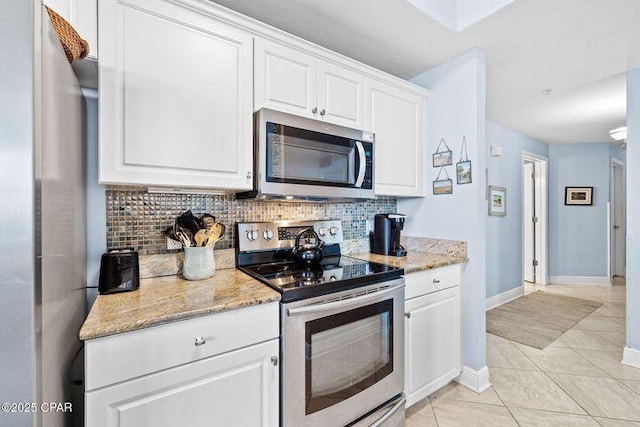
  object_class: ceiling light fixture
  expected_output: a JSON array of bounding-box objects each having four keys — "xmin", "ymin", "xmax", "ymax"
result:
[
  {"xmin": 541, "ymin": 88, "xmax": 553, "ymax": 95},
  {"xmin": 609, "ymin": 126, "xmax": 627, "ymax": 141}
]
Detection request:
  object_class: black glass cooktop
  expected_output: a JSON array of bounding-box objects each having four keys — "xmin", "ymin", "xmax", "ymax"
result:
[{"xmin": 239, "ymin": 255, "xmax": 403, "ymax": 302}]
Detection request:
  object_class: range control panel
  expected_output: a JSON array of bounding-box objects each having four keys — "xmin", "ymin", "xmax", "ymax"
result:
[{"xmin": 237, "ymin": 220, "xmax": 343, "ymax": 252}]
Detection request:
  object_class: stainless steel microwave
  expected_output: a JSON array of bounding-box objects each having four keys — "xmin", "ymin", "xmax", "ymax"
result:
[{"xmin": 237, "ymin": 108, "xmax": 374, "ymax": 201}]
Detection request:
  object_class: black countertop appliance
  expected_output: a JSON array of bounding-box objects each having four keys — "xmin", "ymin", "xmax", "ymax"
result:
[{"xmin": 370, "ymin": 213, "xmax": 407, "ymax": 257}]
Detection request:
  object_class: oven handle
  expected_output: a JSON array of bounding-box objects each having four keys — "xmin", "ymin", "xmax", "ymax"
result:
[
  {"xmin": 287, "ymin": 280, "xmax": 404, "ymax": 316},
  {"xmin": 370, "ymin": 394, "xmax": 406, "ymax": 427},
  {"xmin": 355, "ymin": 141, "xmax": 366, "ymax": 188}
]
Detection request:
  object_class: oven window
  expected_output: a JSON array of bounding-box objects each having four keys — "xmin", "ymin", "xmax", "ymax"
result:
[
  {"xmin": 266, "ymin": 122, "xmax": 356, "ymax": 186},
  {"xmin": 305, "ymin": 299, "xmax": 393, "ymax": 415}
]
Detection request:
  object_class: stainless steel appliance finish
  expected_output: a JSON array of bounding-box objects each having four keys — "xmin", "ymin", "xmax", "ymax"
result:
[
  {"xmin": 1, "ymin": 5, "xmax": 87, "ymax": 426},
  {"xmin": 238, "ymin": 219, "xmax": 343, "ymax": 252},
  {"xmin": 282, "ymin": 279, "xmax": 405, "ymax": 427},
  {"xmin": 236, "ymin": 220, "xmax": 405, "ymax": 426},
  {"xmin": 238, "ymin": 108, "xmax": 375, "ymax": 201}
]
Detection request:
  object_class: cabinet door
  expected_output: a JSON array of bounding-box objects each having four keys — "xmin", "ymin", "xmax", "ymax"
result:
[
  {"xmin": 317, "ymin": 61, "xmax": 365, "ymax": 129},
  {"xmin": 254, "ymin": 38, "xmax": 317, "ymax": 118},
  {"xmin": 86, "ymin": 339, "xmax": 279, "ymax": 427},
  {"xmin": 366, "ymin": 79, "xmax": 426, "ymax": 197},
  {"xmin": 99, "ymin": 0, "xmax": 253, "ymax": 189},
  {"xmin": 405, "ymin": 286, "xmax": 461, "ymax": 408}
]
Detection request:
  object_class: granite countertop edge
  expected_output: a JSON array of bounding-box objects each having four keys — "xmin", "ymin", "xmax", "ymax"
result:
[
  {"xmin": 79, "ymin": 294, "xmax": 281, "ymax": 341},
  {"xmin": 350, "ymin": 252, "xmax": 468, "ymax": 274}
]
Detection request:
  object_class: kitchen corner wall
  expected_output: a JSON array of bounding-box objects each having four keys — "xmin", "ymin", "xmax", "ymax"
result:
[
  {"xmin": 105, "ymin": 190, "xmax": 396, "ymax": 255},
  {"xmin": 626, "ymin": 67, "xmax": 640, "ymax": 352},
  {"xmin": 398, "ymin": 48, "xmax": 488, "ymax": 373}
]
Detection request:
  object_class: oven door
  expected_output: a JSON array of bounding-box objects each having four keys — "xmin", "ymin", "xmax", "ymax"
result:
[
  {"xmin": 282, "ymin": 279, "xmax": 404, "ymax": 427},
  {"xmin": 256, "ymin": 108, "xmax": 374, "ymax": 200}
]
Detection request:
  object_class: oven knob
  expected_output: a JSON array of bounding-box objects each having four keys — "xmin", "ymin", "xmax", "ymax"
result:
[
  {"xmin": 329, "ymin": 226, "xmax": 338, "ymax": 236},
  {"xmin": 318, "ymin": 228, "xmax": 326, "ymax": 237},
  {"xmin": 247, "ymin": 230, "xmax": 258, "ymax": 241},
  {"xmin": 263, "ymin": 229, "xmax": 274, "ymax": 240}
]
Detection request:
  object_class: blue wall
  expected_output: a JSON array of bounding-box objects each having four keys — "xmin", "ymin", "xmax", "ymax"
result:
[
  {"xmin": 400, "ymin": 49, "xmax": 488, "ymax": 372},
  {"xmin": 485, "ymin": 122, "xmax": 548, "ymax": 299},
  {"xmin": 626, "ymin": 68, "xmax": 640, "ymax": 351},
  {"xmin": 548, "ymin": 143, "xmax": 611, "ymax": 278}
]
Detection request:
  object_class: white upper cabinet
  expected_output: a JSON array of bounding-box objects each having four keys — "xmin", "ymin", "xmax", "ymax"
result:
[
  {"xmin": 255, "ymin": 39, "xmax": 365, "ymax": 129},
  {"xmin": 44, "ymin": 0, "xmax": 98, "ymax": 59},
  {"xmin": 366, "ymin": 79, "xmax": 426, "ymax": 197},
  {"xmin": 317, "ymin": 61, "xmax": 365, "ymax": 129},
  {"xmin": 99, "ymin": 0, "xmax": 254, "ymax": 190},
  {"xmin": 254, "ymin": 39, "xmax": 317, "ymax": 118}
]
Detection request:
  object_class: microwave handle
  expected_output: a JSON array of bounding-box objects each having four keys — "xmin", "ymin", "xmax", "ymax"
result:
[{"xmin": 355, "ymin": 141, "xmax": 366, "ymax": 188}]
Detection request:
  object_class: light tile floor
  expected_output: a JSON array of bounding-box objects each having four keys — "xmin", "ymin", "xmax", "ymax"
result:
[{"xmin": 406, "ymin": 278, "xmax": 640, "ymax": 426}]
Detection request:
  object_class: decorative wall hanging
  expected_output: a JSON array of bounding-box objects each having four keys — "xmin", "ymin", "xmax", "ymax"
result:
[
  {"xmin": 565, "ymin": 187, "xmax": 593, "ymax": 205},
  {"xmin": 488, "ymin": 186, "xmax": 507, "ymax": 216},
  {"xmin": 456, "ymin": 136, "xmax": 472, "ymax": 184},
  {"xmin": 433, "ymin": 167, "xmax": 453, "ymax": 195},
  {"xmin": 433, "ymin": 138, "xmax": 453, "ymax": 167}
]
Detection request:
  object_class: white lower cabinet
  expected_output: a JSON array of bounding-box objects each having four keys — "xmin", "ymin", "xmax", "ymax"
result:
[
  {"xmin": 85, "ymin": 303, "xmax": 280, "ymax": 426},
  {"xmin": 404, "ymin": 267, "xmax": 461, "ymax": 408},
  {"xmin": 86, "ymin": 339, "xmax": 278, "ymax": 427}
]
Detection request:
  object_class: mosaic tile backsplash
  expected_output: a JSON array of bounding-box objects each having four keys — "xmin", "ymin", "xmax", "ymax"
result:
[{"xmin": 106, "ymin": 188, "xmax": 397, "ymax": 255}]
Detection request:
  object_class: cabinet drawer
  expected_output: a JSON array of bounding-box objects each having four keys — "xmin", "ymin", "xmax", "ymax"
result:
[
  {"xmin": 85, "ymin": 302, "xmax": 279, "ymax": 391},
  {"xmin": 404, "ymin": 265, "xmax": 461, "ymax": 300}
]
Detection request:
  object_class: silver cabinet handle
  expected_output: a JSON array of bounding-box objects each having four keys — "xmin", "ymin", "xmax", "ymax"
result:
[
  {"xmin": 433, "ymin": 279, "xmax": 440, "ymax": 283},
  {"xmin": 194, "ymin": 336, "xmax": 206, "ymax": 346},
  {"xmin": 405, "ymin": 312, "xmax": 411, "ymax": 319},
  {"xmin": 312, "ymin": 107, "xmax": 318, "ymax": 114},
  {"xmin": 320, "ymin": 109, "xmax": 326, "ymax": 117},
  {"xmin": 271, "ymin": 356, "xmax": 278, "ymax": 366}
]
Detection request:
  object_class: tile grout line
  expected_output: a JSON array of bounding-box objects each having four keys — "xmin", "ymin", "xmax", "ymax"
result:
[
  {"xmin": 427, "ymin": 397, "xmax": 440, "ymax": 427},
  {"xmin": 502, "ymin": 331, "xmax": 596, "ymax": 418},
  {"xmin": 489, "ymin": 385, "xmax": 522, "ymax": 427}
]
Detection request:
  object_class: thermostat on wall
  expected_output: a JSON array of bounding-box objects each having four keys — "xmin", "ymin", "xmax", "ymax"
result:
[{"xmin": 491, "ymin": 146, "xmax": 504, "ymax": 157}]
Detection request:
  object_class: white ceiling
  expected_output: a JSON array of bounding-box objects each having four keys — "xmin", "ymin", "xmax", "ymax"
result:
[{"xmin": 211, "ymin": 0, "xmax": 640, "ymax": 143}]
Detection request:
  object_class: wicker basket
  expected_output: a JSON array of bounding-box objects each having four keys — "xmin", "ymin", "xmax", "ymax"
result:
[{"xmin": 45, "ymin": 6, "xmax": 89, "ymax": 63}]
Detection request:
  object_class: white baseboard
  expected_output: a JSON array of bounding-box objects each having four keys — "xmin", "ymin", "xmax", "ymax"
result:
[
  {"xmin": 486, "ymin": 286, "xmax": 524, "ymax": 311},
  {"xmin": 549, "ymin": 275, "xmax": 611, "ymax": 285},
  {"xmin": 456, "ymin": 366, "xmax": 491, "ymax": 393},
  {"xmin": 623, "ymin": 347, "xmax": 640, "ymax": 369}
]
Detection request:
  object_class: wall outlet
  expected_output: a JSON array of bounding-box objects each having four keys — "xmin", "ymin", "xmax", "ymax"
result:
[{"xmin": 166, "ymin": 236, "xmax": 182, "ymax": 251}]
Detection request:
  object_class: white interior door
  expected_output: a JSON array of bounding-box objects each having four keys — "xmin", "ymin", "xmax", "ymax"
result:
[
  {"xmin": 523, "ymin": 162, "xmax": 535, "ymax": 283},
  {"xmin": 611, "ymin": 161, "xmax": 626, "ymax": 277}
]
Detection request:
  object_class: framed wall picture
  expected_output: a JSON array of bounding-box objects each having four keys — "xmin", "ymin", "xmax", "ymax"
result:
[
  {"xmin": 456, "ymin": 161, "xmax": 472, "ymax": 184},
  {"xmin": 433, "ymin": 138, "xmax": 453, "ymax": 167},
  {"xmin": 488, "ymin": 186, "xmax": 507, "ymax": 216},
  {"xmin": 565, "ymin": 187, "xmax": 593, "ymax": 205},
  {"xmin": 433, "ymin": 179, "xmax": 453, "ymax": 195},
  {"xmin": 456, "ymin": 136, "xmax": 472, "ymax": 184}
]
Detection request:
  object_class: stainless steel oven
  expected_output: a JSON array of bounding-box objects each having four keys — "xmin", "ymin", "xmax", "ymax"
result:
[
  {"xmin": 237, "ymin": 108, "xmax": 374, "ymax": 201},
  {"xmin": 281, "ymin": 279, "xmax": 405, "ymax": 427}
]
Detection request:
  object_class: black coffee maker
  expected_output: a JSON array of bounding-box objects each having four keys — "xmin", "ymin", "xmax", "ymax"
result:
[{"xmin": 370, "ymin": 213, "xmax": 407, "ymax": 257}]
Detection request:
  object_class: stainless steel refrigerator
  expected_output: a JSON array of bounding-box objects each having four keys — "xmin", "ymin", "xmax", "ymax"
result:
[{"xmin": 1, "ymin": 2, "xmax": 86, "ymax": 426}]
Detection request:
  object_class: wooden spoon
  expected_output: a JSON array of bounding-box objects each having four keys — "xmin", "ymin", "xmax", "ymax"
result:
[
  {"xmin": 206, "ymin": 223, "xmax": 225, "ymax": 247},
  {"xmin": 194, "ymin": 229, "xmax": 209, "ymax": 247}
]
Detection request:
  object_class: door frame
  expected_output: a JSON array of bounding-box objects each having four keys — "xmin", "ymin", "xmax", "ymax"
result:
[
  {"xmin": 609, "ymin": 157, "xmax": 626, "ymax": 278},
  {"xmin": 522, "ymin": 151, "xmax": 549, "ymax": 285}
]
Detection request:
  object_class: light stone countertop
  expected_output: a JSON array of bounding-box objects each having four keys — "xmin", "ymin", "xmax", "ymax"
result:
[
  {"xmin": 79, "ymin": 269, "xmax": 280, "ymax": 341},
  {"xmin": 351, "ymin": 251, "xmax": 468, "ymax": 274}
]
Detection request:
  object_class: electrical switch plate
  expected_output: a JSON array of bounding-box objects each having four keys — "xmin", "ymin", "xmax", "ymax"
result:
[{"xmin": 166, "ymin": 236, "xmax": 182, "ymax": 251}]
